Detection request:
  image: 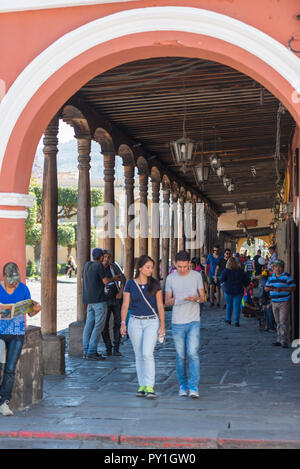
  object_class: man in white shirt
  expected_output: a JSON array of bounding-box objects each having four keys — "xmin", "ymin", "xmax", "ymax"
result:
[{"xmin": 165, "ymin": 251, "xmax": 205, "ymax": 398}]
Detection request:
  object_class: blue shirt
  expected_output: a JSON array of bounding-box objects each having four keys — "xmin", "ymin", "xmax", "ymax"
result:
[
  {"xmin": 0, "ymin": 282, "xmax": 31, "ymax": 335},
  {"xmin": 206, "ymin": 254, "xmax": 222, "ymax": 277},
  {"xmin": 124, "ymin": 279, "xmax": 160, "ymax": 317},
  {"xmin": 265, "ymin": 272, "xmax": 296, "ymax": 303}
]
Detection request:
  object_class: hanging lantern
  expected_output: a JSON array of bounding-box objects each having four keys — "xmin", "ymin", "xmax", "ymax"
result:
[
  {"xmin": 170, "ymin": 136, "xmax": 197, "ymax": 166},
  {"xmin": 216, "ymin": 166, "xmax": 225, "ymax": 177},
  {"xmin": 223, "ymin": 177, "xmax": 231, "ymax": 188},
  {"xmin": 210, "ymin": 153, "xmax": 221, "ymax": 170},
  {"xmin": 170, "ymin": 89, "xmax": 197, "ymax": 169},
  {"xmin": 193, "ymin": 163, "xmax": 209, "ymax": 184}
]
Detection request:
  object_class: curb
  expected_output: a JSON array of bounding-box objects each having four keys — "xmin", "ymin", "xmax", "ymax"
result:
[{"xmin": 0, "ymin": 431, "xmax": 300, "ymax": 448}]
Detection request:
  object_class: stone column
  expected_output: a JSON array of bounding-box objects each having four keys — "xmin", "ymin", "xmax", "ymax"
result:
[
  {"xmin": 103, "ymin": 151, "xmax": 116, "ymax": 258},
  {"xmin": 171, "ymin": 189, "xmax": 179, "ymax": 262},
  {"xmin": 191, "ymin": 198, "xmax": 197, "ymax": 259},
  {"xmin": 139, "ymin": 172, "xmax": 148, "ymax": 256},
  {"xmin": 41, "ymin": 116, "xmax": 65, "ymax": 374},
  {"xmin": 68, "ymin": 136, "xmax": 91, "ymax": 357},
  {"xmin": 195, "ymin": 197, "xmax": 202, "ymax": 259},
  {"xmin": 124, "ymin": 164, "xmax": 135, "ymax": 280},
  {"xmin": 178, "ymin": 193, "xmax": 186, "ymax": 252},
  {"xmin": 161, "ymin": 182, "xmax": 171, "ymax": 283},
  {"xmin": 151, "ymin": 179, "xmax": 160, "ymax": 279}
]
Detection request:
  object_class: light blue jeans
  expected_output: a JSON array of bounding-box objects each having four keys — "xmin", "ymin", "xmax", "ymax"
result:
[
  {"xmin": 224, "ymin": 292, "xmax": 242, "ymax": 324},
  {"xmin": 172, "ymin": 321, "xmax": 200, "ymax": 392},
  {"xmin": 128, "ymin": 316, "xmax": 159, "ymax": 387},
  {"xmin": 83, "ymin": 302, "xmax": 108, "ymax": 354}
]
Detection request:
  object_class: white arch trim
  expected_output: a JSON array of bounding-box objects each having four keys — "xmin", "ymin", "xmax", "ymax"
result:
[
  {"xmin": 0, "ymin": 192, "xmax": 35, "ymax": 208},
  {"xmin": 0, "ymin": 6, "xmax": 300, "ymax": 175},
  {"xmin": 0, "ymin": 210, "xmax": 28, "ymax": 219}
]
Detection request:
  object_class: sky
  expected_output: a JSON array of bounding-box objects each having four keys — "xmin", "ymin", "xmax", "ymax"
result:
[{"xmin": 37, "ymin": 120, "xmax": 76, "ymax": 148}]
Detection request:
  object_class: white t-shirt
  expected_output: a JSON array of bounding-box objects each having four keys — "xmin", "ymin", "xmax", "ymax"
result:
[{"xmin": 165, "ymin": 270, "xmax": 203, "ymax": 324}]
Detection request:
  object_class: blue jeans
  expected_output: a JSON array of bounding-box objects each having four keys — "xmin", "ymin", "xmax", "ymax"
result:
[
  {"xmin": 128, "ymin": 316, "xmax": 159, "ymax": 387},
  {"xmin": 263, "ymin": 305, "xmax": 276, "ymax": 329},
  {"xmin": 83, "ymin": 302, "xmax": 108, "ymax": 354},
  {"xmin": 172, "ymin": 322, "xmax": 200, "ymax": 392},
  {"xmin": 0, "ymin": 334, "xmax": 24, "ymax": 404},
  {"xmin": 224, "ymin": 292, "xmax": 242, "ymax": 324}
]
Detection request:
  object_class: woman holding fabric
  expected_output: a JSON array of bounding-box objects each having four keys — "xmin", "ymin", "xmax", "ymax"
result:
[
  {"xmin": 120, "ymin": 255, "xmax": 165, "ymax": 399},
  {"xmin": 0, "ymin": 262, "xmax": 41, "ymax": 416}
]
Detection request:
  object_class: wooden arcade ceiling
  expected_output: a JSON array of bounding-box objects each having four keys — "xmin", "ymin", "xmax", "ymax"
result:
[{"xmin": 74, "ymin": 57, "xmax": 295, "ymax": 213}]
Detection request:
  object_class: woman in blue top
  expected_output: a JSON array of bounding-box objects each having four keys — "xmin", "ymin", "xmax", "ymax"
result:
[
  {"xmin": 0, "ymin": 262, "xmax": 41, "ymax": 416},
  {"xmin": 221, "ymin": 257, "xmax": 250, "ymax": 327},
  {"xmin": 120, "ymin": 255, "xmax": 165, "ymax": 399}
]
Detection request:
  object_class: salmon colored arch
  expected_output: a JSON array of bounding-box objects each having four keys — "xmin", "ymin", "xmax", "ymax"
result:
[{"xmin": 1, "ymin": 30, "xmax": 300, "ymax": 196}]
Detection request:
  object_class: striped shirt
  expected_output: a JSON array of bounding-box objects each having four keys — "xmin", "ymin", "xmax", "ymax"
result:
[
  {"xmin": 244, "ymin": 259, "xmax": 254, "ymax": 272},
  {"xmin": 265, "ymin": 272, "xmax": 296, "ymax": 303}
]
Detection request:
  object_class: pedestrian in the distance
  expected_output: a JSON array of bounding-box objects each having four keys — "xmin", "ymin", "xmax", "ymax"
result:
[
  {"xmin": 267, "ymin": 246, "xmax": 277, "ymax": 271},
  {"xmin": 165, "ymin": 250, "xmax": 205, "ymax": 399},
  {"xmin": 82, "ymin": 248, "xmax": 121, "ymax": 361},
  {"xmin": 120, "ymin": 255, "xmax": 165, "ymax": 399},
  {"xmin": 205, "ymin": 245, "xmax": 222, "ymax": 307},
  {"xmin": 101, "ymin": 250, "xmax": 126, "ymax": 357},
  {"xmin": 0, "ymin": 262, "xmax": 41, "ymax": 416},
  {"xmin": 215, "ymin": 248, "xmax": 232, "ymax": 309},
  {"xmin": 221, "ymin": 257, "xmax": 250, "ymax": 327}
]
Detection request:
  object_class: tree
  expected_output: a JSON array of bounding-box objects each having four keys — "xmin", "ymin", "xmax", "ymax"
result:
[
  {"xmin": 26, "ymin": 180, "xmax": 103, "ymax": 262},
  {"xmin": 57, "ymin": 223, "xmax": 76, "ymax": 256},
  {"xmin": 25, "ymin": 190, "xmax": 42, "ymax": 263}
]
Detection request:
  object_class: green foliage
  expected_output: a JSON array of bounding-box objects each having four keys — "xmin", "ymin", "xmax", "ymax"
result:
[
  {"xmin": 90, "ymin": 223, "xmax": 97, "ymax": 249},
  {"xmin": 57, "ymin": 223, "xmax": 76, "ymax": 247},
  {"xmin": 26, "ymin": 193, "xmax": 42, "ymax": 246},
  {"xmin": 57, "ymin": 186, "xmax": 103, "ymax": 220},
  {"xmin": 26, "ymin": 261, "xmax": 38, "ymax": 278},
  {"xmin": 26, "ymin": 180, "xmax": 102, "ymax": 262}
]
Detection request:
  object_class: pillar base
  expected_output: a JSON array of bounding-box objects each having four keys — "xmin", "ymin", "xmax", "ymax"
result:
[
  {"xmin": 42, "ymin": 334, "xmax": 65, "ymax": 375},
  {"xmin": 68, "ymin": 321, "xmax": 84, "ymax": 357},
  {"xmin": 10, "ymin": 326, "xmax": 43, "ymax": 410}
]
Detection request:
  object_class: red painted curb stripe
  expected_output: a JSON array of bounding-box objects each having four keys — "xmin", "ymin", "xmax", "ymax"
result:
[{"xmin": 0, "ymin": 431, "xmax": 300, "ymax": 448}]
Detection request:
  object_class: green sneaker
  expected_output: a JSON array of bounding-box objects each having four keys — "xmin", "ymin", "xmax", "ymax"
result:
[
  {"xmin": 145, "ymin": 385, "xmax": 156, "ymax": 399},
  {"xmin": 136, "ymin": 386, "xmax": 147, "ymax": 397}
]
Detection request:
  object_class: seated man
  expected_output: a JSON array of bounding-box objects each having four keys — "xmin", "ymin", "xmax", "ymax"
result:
[
  {"xmin": 261, "ymin": 293, "xmax": 276, "ymax": 331},
  {"xmin": 242, "ymin": 285, "xmax": 260, "ymax": 317}
]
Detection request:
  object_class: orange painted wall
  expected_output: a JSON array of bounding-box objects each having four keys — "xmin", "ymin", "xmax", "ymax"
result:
[{"xmin": 0, "ymin": 0, "xmax": 299, "ymax": 93}]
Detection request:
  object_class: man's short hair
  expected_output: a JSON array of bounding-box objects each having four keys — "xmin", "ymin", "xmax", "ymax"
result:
[
  {"xmin": 103, "ymin": 249, "xmax": 112, "ymax": 257},
  {"xmin": 92, "ymin": 248, "xmax": 104, "ymax": 260},
  {"xmin": 175, "ymin": 250, "xmax": 190, "ymax": 262}
]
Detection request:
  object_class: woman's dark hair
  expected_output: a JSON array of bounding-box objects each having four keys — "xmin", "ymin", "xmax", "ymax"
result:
[{"xmin": 134, "ymin": 255, "xmax": 161, "ymax": 296}]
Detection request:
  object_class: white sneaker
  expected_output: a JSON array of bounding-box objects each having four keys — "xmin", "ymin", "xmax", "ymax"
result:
[
  {"xmin": 0, "ymin": 401, "xmax": 14, "ymax": 416},
  {"xmin": 179, "ymin": 386, "xmax": 188, "ymax": 397},
  {"xmin": 189, "ymin": 389, "xmax": 199, "ymax": 399}
]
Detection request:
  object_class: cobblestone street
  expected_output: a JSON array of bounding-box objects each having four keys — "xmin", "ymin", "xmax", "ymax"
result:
[{"xmin": 2, "ymin": 278, "xmax": 300, "ymax": 448}]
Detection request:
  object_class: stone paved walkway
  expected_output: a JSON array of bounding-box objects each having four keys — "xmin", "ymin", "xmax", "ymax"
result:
[{"xmin": 3, "ymin": 283, "xmax": 300, "ymax": 448}]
